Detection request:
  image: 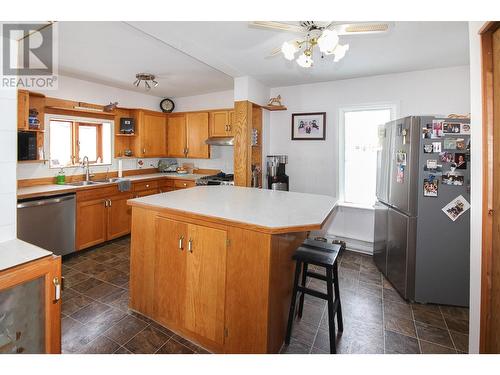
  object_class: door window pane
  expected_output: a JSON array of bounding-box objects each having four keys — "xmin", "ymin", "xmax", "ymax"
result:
[{"xmin": 344, "ymin": 108, "xmax": 392, "ymax": 205}]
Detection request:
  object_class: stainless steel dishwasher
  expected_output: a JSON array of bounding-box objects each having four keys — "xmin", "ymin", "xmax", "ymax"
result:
[{"xmin": 17, "ymin": 193, "xmax": 76, "ymax": 256}]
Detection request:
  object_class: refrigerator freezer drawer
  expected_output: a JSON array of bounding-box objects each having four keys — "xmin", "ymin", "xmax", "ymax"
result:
[
  {"xmin": 386, "ymin": 208, "xmax": 416, "ymax": 300},
  {"xmin": 373, "ymin": 201, "xmax": 389, "ymax": 275}
]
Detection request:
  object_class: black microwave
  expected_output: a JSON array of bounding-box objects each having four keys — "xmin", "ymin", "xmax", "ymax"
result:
[{"xmin": 18, "ymin": 131, "xmax": 37, "ymax": 161}]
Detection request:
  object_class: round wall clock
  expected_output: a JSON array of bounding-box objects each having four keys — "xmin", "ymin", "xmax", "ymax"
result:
[{"xmin": 160, "ymin": 98, "xmax": 175, "ymax": 113}]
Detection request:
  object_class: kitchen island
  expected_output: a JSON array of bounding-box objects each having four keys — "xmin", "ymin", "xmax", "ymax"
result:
[{"xmin": 127, "ymin": 186, "xmax": 336, "ymax": 353}]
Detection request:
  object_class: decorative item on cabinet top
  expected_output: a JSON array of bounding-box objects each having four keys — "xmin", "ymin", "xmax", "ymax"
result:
[{"xmin": 263, "ymin": 94, "xmax": 287, "ymax": 111}]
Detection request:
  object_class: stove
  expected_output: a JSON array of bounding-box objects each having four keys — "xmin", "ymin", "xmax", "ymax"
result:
[{"xmin": 196, "ymin": 173, "xmax": 234, "ymax": 186}]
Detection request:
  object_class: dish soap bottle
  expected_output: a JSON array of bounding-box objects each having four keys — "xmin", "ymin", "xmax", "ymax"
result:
[{"xmin": 56, "ymin": 168, "xmax": 66, "ymax": 185}]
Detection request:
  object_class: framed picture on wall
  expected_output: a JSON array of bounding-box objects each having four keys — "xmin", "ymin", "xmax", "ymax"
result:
[{"xmin": 291, "ymin": 112, "xmax": 326, "ymax": 140}]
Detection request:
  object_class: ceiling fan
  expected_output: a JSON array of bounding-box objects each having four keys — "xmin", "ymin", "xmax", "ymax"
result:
[{"xmin": 249, "ymin": 21, "xmax": 392, "ymax": 68}]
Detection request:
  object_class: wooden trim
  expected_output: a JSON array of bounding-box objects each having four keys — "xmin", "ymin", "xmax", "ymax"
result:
[
  {"xmin": 480, "ymin": 21, "xmax": 500, "ymax": 354},
  {"xmin": 233, "ymin": 101, "xmax": 253, "ymax": 187}
]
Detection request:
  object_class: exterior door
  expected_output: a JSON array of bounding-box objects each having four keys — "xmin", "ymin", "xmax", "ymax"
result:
[
  {"xmin": 209, "ymin": 111, "xmax": 229, "ymax": 137},
  {"xmin": 142, "ymin": 112, "xmax": 167, "ymax": 157},
  {"xmin": 76, "ymin": 198, "xmax": 107, "ymax": 250},
  {"xmin": 186, "ymin": 112, "xmax": 210, "ymax": 158},
  {"xmin": 154, "ymin": 217, "xmax": 187, "ymax": 327},
  {"xmin": 184, "ymin": 223, "xmax": 227, "ymax": 345},
  {"xmin": 0, "ymin": 255, "xmax": 61, "ymax": 354},
  {"xmin": 167, "ymin": 114, "xmax": 187, "ymax": 157},
  {"xmin": 107, "ymin": 193, "xmax": 133, "ymax": 240}
]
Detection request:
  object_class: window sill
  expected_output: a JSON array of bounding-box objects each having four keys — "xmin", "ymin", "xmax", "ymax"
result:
[{"xmin": 337, "ymin": 201, "xmax": 375, "ymax": 211}]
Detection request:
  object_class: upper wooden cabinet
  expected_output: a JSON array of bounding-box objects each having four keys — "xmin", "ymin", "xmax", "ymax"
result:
[
  {"xmin": 167, "ymin": 114, "xmax": 187, "ymax": 158},
  {"xmin": 167, "ymin": 112, "xmax": 210, "ymax": 159},
  {"xmin": 134, "ymin": 110, "xmax": 168, "ymax": 158},
  {"xmin": 209, "ymin": 110, "xmax": 234, "ymax": 137},
  {"xmin": 186, "ymin": 112, "xmax": 209, "ymax": 158},
  {"xmin": 17, "ymin": 90, "xmax": 30, "ymax": 130},
  {"xmin": 17, "ymin": 90, "xmax": 45, "ymax": 131}
]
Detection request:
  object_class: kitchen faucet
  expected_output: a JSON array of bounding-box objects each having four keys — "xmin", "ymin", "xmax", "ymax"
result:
[{"xmin": 81, "ymin": 156, "xmax": 94, "ymax": 182}]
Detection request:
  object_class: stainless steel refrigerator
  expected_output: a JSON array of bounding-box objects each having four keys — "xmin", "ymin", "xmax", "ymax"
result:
[{"xmin": 374, "ymin": 116, "xmax": 470, "ymax": 306}]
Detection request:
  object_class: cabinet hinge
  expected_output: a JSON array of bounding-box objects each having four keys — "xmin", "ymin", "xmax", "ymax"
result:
[{"xmin": 224, "ymin": 327, "xmax": 228, "ymax": 337}]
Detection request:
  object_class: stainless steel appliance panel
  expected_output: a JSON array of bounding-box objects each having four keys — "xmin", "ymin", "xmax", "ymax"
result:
[
  {"xmin": 373, "ymin": 201, "xmax": 389, "ymax": 274},
  {"xmin": 17, "ymin": 194, "xmax": 76, "ymax": 256},
  {"xmin": 386, "ymin": 207, "xmax": 416, "ymax": 300},
  {"xmin": 387, "ymin": 117, "xmax": 420, "ymax": 216},
  {"xmin": 376, "ymin": 123, "xmax": 391, "ymax": 204}
]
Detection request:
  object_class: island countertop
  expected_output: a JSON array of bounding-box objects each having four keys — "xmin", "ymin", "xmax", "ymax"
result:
[{"xmin": 127, "ymin": 185, "xmax": 337, "ymax": 234}]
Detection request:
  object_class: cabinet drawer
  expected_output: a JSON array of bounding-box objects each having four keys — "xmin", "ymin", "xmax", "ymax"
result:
[
  {"xmin": 159, "ymin": 179, "xmax": 174, "ymax": 188},
  {"xmin": 174, "ymin": 180, "xmax": 196, "ymax": 189},
  {"xmin": 135, "ymin": 189, "xmax": 159, "ymax": 198},
  {"xmin": 133, "ymin": 180, "xmax": 159, "ymax": 192},
  {"xmin": 76, "ymin": 185, "xmax": 118, "ymax": 202}
]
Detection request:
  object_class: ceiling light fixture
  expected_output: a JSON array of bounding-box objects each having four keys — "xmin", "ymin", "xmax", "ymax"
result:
[{"xmin": 133, "ymin": 73, "xmax": 158, "ymax": 90}]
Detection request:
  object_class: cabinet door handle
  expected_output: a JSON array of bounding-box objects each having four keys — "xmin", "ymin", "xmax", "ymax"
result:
[
  {"xmin": 104, "ymin": 199, "xmax": 108, "ymax": 208},
  {"xmin": 143, "ymin": 148, "xmax": 146, "ymax": 154},
  {"xmin": 188, "ymin": 238, "xmax": 193, "ymax": 253},
  {"xmin": 108, "ymin": 199, "xmax": 112, "ymax": 207},
  {"xmin": 53, "ymin": 277, "xmax": 61, "ymax": 301},
  {"xmin": 179, "ymin": 236, "xmax": 184, "ymax": 250}
]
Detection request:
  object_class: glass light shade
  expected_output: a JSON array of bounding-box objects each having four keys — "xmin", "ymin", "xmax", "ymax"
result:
[
  {"xmin": 281, "ymin": 41, "xmax": 298, "ymax": 61},
  {"xmin": 317, "ymin": 29, "xmax": 339, "ymax": 53},
  {"xmin": 296, "ymin": 52, "xmax": 313, "ymax": 68},
  {"xmin": 333, "ymin": 43, "xmax": 350, "ymax": 62}
]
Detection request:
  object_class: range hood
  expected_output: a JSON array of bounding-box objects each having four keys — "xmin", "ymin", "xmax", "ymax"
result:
[{"xmin": 205, "ymin": 136, "xmax": 234, "ymax": 146}]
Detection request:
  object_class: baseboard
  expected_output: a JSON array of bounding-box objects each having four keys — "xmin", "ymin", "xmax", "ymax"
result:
[{"xmin": 323, "ymin": 234, "xmax": 374, "ymax": 255}]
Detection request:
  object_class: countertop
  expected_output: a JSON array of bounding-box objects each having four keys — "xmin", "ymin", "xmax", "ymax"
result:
[
  {"xmin": 0, "ymin": 239, "xmax": 53, "ymax": 272},
  {"xmin": 128, "ymin": 186, "xmax": 337, "ymax": 233},
  {"xmin": 17, "ymin": 172, "xmax": 207, "ymax": 199}
]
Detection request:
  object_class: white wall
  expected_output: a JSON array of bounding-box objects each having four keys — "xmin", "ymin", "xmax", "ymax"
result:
[
  {"xmin": 234, "ymin": 76, "xmax": 270, "ymax": 106},
  {"xmin": 0, "ymin": 26, "xmax": 18, "ymax": 242},
  {"xmin": 467, "ymin": 21, "xmax": 483, "ymax": 354},
  {"xmin": 269, "ymin": 65, "xmax": 471, "ymax": 250},
  {"xmin": 17, "ymin": 76, "xmax": 236, "ymax": 180}
]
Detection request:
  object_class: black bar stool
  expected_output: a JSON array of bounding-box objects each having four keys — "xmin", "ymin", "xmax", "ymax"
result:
[{"xmin": 285, "ymin": 239, "xmax": 343, "ymax": 354}]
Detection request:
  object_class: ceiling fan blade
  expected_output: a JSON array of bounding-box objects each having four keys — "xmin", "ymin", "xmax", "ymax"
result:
[
  {"xmin": 249, "ymin": 21, "xmax": 305, "ymax": 34},
  {"xmin": 331, "ymin": 22, "xmax": 392, "ymax": 35}
]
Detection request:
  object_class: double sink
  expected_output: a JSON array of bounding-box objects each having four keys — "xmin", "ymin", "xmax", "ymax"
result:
[{"xmin": 66, "ymin": 178, "xmax": 125, "ymax": 186}]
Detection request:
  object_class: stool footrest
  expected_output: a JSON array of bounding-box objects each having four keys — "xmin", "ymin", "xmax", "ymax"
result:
[
  {"xmin": 297, "ymin": 286, "xmax": 328, "ymax": 300},
  {"xmin": 306, "ymin": 271, "xmax": 328, "ymax": 281}
]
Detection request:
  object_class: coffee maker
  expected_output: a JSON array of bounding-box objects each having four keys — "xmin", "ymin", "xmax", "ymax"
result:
[{"xmin": 266, "ymin": 155, "xmax": 289, "ymax": 191}]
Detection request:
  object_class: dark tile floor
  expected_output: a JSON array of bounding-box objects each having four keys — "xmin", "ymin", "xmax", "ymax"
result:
[
  {"xmin": 281, "ymin": 250, "xmax": 469, "ymax": 354},
  {"xmin": 62, "ymin": 236, "xmax": 469, "ymax": 354}
]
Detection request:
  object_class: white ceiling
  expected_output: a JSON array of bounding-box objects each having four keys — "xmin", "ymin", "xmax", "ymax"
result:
[
  {"xmin": 57, "ymin": 22, "xmax": 234, "ymax": 98},
  {"xmin": 57, "ymin": 21, "xmax": 469, "ymax": 97}
]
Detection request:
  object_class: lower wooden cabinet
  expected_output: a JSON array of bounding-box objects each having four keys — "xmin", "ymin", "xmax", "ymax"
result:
[
  {"xmin": 153, "ymin": 216, "xmax": 227, "ymax": 346},
  {"xmin": 0, "ymin": 255, "xmax": 61, "ymax": 354},
  {"xmin": 107, "ymin": 193, "xmax": 134, "ymax": 240},
  {"xmin": 76, "ymin": 190, "xmax": 133, "ymax": 250}
]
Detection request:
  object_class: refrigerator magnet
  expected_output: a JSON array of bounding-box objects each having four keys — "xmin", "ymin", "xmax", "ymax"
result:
[
  {"xmin": 444, "ymin": 138, "xmax": 457, "ymax": 150},
  {"xmin": 423, "ymin": 144, "xmax": 433, "ymax": 153},
  {"xmin": 442, "ymin": 171, "xmax": 464, "ymax": 186},
  {"xmin": 432, "ymin": 120, "xmax": 444, "ymax": 138},
  {"xmin": 423, "ymin": 176, "xmax": 439, "ymax": 197},
  {"xmin": 396, "ymin": 152, "xmax": 407, "ymax": 166},
  {"xmin": 460, "ymin": 123, "xmax": 471, "ymax": 135},
  {"xmin": 442, "ymin": 195, "xmax": 470, "ymax": 221},
  {"xmin": 439, "ymin": 152, "xmax": 454, "ymax": 163},
  {"xmin": 443, "ymin": 122, "xmax": 461, "ymax": 134},
  {"xmin": 396, "ymin": 165, "xmax": 405, "ymax": 184},
  {"xmin": 426, "ymin": 159, "xmax": 438, "ymax": 169},
  {"xmin": 456, "ymin": 138, "xmax": 466, "ymax": 150},
  {"xmin": 454, "ymin": 153, "xmax": 467, "ymax": 169},
  {"xmin": 432, "ymin": 142, "xmax": 442, "ymax": 153}
]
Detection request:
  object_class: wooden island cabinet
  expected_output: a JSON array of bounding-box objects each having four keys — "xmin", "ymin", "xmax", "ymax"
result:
[{"xmin": 128, "ymin": 186, "xmax": 336, "ymax": 353}]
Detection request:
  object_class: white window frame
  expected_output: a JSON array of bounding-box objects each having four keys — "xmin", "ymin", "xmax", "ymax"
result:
[
  {"xmin": 45, "ymin": 113, "xmax": 114, "ymax": 169},
  {"xmin": 338, "ymin": 102, "xmax": 399, "ymax": 209}
]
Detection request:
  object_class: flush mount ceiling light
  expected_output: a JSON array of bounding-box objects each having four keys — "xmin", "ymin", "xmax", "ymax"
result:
[
  {"xmin": 250, "ymin": 21, "xmax": 391, "ymax": 69},
  {"xmin": 133, "ymin": 73, "xmax": 159, "ymax": 90}
]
